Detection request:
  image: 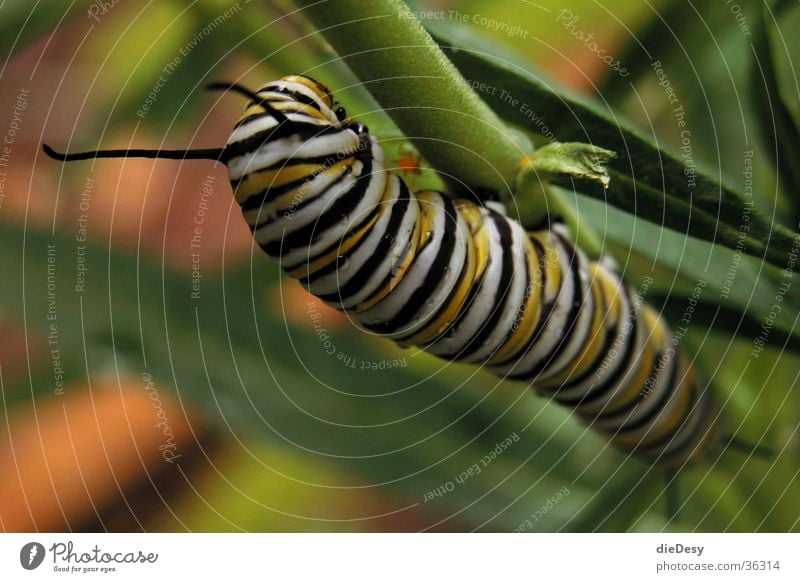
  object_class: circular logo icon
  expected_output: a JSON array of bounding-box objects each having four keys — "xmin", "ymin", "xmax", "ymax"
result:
[{"xmin": 20, "ymin": 542, "xmax": 46, "ymax": 570}]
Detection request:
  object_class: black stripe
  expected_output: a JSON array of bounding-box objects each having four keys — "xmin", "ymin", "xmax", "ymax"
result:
[
  {"xmin": 636, "ymin": 387, "xmax": 702, "ymax": 455},
  {"xmin": 394, "ymin": 211, "xmax": 476, "ymax": 343},
  {"xmin": 503, "ymin": 237, "xmax": 562, "ymax": 377},
  {"xmin": 589, "ymin": 338, "xmax": 667, "ymax": 421},
  {"xmin": 448, "ymin": 211, "xmax": 516, "ymax": 361},
  {"xmin": 225, "ymin": 122, "xmax": 346, "ymax": 163},
  {"xmin": 258, "ymin": 132, "xmax": 374, "ymax": 257},
  {"xmin": 612, "ymin": 349, "xmax": 681, "ymax": 433},
  {"xmin": 246, "ymin": 164, "xmax": 355, "ymax": 228},
  {"xmin": 353, "ymin": 222, "xmax": 418, "ymax": 308},
  {"xmin": 258, "ymin": 86, "xmax": 326, "ymax": 112},
  {"xmin": 553, "ymin": 277, "xmax": 623, "ymax": 394},
  {"xmin": 491, "ymin": 237, "xmax": 547, "ymax": 367},
  {"xmin": 232, "ymin": 103, "xmax": 324, "ymax": 132},
  {"xmin": 589, "ymin": 345, "xmax": 678, "ymax": 431},
  {"xmin": 284, "ymin": 193, "xmax": 396, "ymax": 274},
  {"xmin": 421, "ymin": 209, "xmax": 498, "ymax": 351},
  {"xmin": 482, "ymin": 238, "xmax": 533, "ymax": 364},
  {"xmin": 510, "ymin": 234, "xmax": 581, "ymax": 380},
  {"xmin": 234, "ymin": 149, "xmax": 359, "ymax": 210},
  {"xmin": 422, "ymin": 215, "xmax": 497, "ymax": 354},
  {"xmin": 555, "ymin": 285, "xmax": 639, "ymax": 406},
  {"xmin": 365, "ymin": 194, "xmax": 459, "ymax": 335},
  {"xmin": 276, "ymin": 203, "xmax": 382, "ymax": 267},
  {"xmin": 636, "ymin": 389, "xmax": 714, "ymax": 465},
  {"xmin": 232, "ymin": 85, "xmax": 331, "ymax": 128},
  {"xmin": 313, "ymin": 180, "xmax": 412, "ymax": 300},
  {"xmin": 423, "ymin": 260, "xmax": 489, "ymax": 352}
]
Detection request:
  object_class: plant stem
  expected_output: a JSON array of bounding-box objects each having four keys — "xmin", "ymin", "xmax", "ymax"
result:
[
  {"xmin": 292, "ymin": 0, "xmax": 526, "ymax": 195},
  {"xmin": 290, "ymin": 0, "xmax": 607, "ymax": 256}
]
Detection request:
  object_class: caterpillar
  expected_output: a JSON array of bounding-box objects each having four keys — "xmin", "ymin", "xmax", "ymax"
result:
[{"xmin": 45, "ymin": 74, "xmax": 762, "ymax": 473}]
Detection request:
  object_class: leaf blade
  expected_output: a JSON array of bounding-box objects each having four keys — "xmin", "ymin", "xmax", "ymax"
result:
[{"xmin": 427, "ymin": 24, "xmax": 800, "ymax": 272}]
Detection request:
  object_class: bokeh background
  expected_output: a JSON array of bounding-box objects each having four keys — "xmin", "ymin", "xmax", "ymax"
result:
[{"xmin": 1, "ymin": 0, "xmax": 799, "ymax": 532}]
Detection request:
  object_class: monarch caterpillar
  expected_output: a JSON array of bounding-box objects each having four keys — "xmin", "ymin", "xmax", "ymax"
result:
[{"xmin": 44, "ymin": 75, "xmax": 768, "ymax": 476}]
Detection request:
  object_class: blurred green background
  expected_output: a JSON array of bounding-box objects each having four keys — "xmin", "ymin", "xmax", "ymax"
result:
[{"xmin": 0, "ymin": 0, "xmax": 798, "ymax": 532}]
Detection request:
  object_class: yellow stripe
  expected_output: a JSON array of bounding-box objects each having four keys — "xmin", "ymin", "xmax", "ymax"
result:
[
  {"xmin": 529, "ymin": 230, "xmax": 562, "ymax": 301},
  {"xmin": 352, "ymin": 221, "xmax": 420, "ymax": 313},
  {"xmin": 285, "ymin": 171, "xmax": 394, "ymax": 280},
  {"xmin": 349, "ymin": 191, "xmax": 446, "ymax": 313},
  {"xmin": 601, "ymin": 306, "xmax": 665, "ymax": 414},
  {"xmin": 269, "ymin": 99, "xmax": 329, "ymax": 121},
  {"xmin": 612, "ymin": 354, "xmax": 694, "ymax": 448},
  {"xmin": 399, "ymin": 200, "xmax": 488, "ymax": 346},
  {"xmin": 652, "ymin": 400, "xmax": 718, "ymax": 470},
  {"xmin": 486, "ymin": 230, "xmax": 560, "ymax": 367},
  {"xmin": 237, "ymin": 94, "xmax": 299, "ymax": 122},
  {"xmin": 235, "ymin": 158, "xmax": 352, "ymax": 206},
  {"xmin": 487, "ymin": 236, "xmax": 543, "ymax": 364},
  {"xmin": 637, "ymin": 356, "xmax": 695, "ymax": 446},
  {"xmin": 596, "ymin": 266, "xmax": 623, "ymax": 331},
  {"xmin": 538, "ymin": 264, "xmax": 609, "ymax": 387},
  {"xmin": 240, "ymin": 103, "xmax": 267, "ymax": 120},
  {"xmin": 537, "ymin": 264, "xmax": 626, "ymax": 387},
  {"xmin": 286, "ymin": 210, "xmax": 381, "ymax": 280},
  {"xmin": 246, "ymin": 163, "xmax": 324, "ymax": 190},
  {"xmin": 237, "ymin": 96, "xmax": 330, "ymax": 123},
  {"xmin": 281, "ymin": 75, "xmax": 334, "ymax": 109}
]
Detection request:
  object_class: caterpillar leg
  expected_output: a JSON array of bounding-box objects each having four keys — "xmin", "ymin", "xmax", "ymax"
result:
[
  {"xmin": 664, "ymin": 470, "xmax": 680, "ymax": 523},
  {"xmin": 723, "ymin": 434, "xmax": 776, "ymax": 460},
  {"xmin": 660, "ymin": 434, "xmax": 775, "ymax": 523}
]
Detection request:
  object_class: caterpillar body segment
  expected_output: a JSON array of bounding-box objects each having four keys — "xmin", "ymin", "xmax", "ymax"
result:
[
  {"xmin": 224, "ymin": 76, "xmax": 721, "ymax": 469},
  {"xmin": 42, "ymin": 74, "xmax": 728, "ymax": 471}
]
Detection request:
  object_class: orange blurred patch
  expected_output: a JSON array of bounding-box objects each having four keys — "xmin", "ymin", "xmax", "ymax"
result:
[
  {"xmin": 1, "ymin": 24, "xmax": 255, "ymax": 275},
  {"xmin": 0, "ymin": 376, "xmax": 198, "ymax": 532},
  {"xmin": 270, "ymin": 282, "xmax": 348, "ymax": 331},
  {"xmin": 58, "ymin": 122, "xmax": 254, "ymax": 275},
  {"xmin": 396, "ymin": 154, "xmax": 422, "ymax": 175},
  {"xmin": 0, "ymin": 321, "xmax": 44, "ymax": 384}
]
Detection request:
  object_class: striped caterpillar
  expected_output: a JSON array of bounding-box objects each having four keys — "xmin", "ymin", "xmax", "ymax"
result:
[{"xmin": 46, "ymin": 74, "xmax": 765, "ymax": 474}]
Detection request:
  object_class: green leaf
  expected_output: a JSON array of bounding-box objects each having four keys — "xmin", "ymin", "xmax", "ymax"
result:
[
  {"xmin": 521, "ymin": 142, "xmax": 616, "ymax": 190},
  {"xmin": 427, "ymin": 23, "xmax": 800, "ymax": 273},
  {"xmin": 770, "ymin": 0, "xmax": 800, "ymax": 126},
  {"xmin": 0, "ymin": 218, "xmax": 644, "ymax": 531},
  {"xmin": 0, "ymin": 2, "xmax": 85, "ymax": 65},
  {"xmin": 752, "ymin": 0, "xmax": 800, "ymax": 223},
  {"xmin": 657, "ymin": 294, "xmax": 800, "ymax": 356},
  {"xmin": 515, "ymin": 142, "xmax": 615, "ymax": 254},
  {"xmin": 81, "ymin": 2, "xmax": 196, "ymax": 129},
  {"xmin": 597, "ymin": 0, "xmax": 717, "ymax": 104},
  {"xmin": 572, "ymin": 194, "xmax": 800, "ymax": 345}
]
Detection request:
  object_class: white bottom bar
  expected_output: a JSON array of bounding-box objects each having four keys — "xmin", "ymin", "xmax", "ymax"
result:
[{"xmin": 1, "ymin": 533, "xmax": 797, "ymax": 580}]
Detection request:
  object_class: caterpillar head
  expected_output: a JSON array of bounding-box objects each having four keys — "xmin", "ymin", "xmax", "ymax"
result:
[
  {"xmin": 250, "ymin": 74, "xmax": 342, "ymax": 126},
  {"xmin": 249, "ymin": 75, "xmax": 347, "ymax": 125},
  {"xmin": 265, "ymin": 75, "xmax": 335, "ymax": 109}
]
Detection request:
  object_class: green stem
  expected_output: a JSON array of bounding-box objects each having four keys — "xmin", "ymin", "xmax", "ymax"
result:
[
  {"xmin": 515, "ymin": 142, "xmax": 615, "ymax": 256},
  {"xmin": 292, "ymin": 0, "xmax": 526, "ymax": 195},
  {"xmin": 290, "ymin": 0, "xmax": 606, "ymax": 257}
]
